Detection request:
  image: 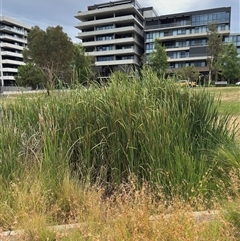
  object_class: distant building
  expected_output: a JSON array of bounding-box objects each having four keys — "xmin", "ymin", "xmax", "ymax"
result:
[
  {"xmin": 75, "ymin": 0, "xmax": 157, "ymax": 78},
  {"xmin": 224, "ymin": 33, "xmax": 240, "ymax": 54},
  {"xmin": 0, "ymin": 16, "xmax": 31, "ymax": 86},
  {"xmin": 145, "ymin": 7, "xmax": 231, "ymax": 75},
  {"xmin": 75, "ymin": 1, "xmax": 240, "ymax": 79}
]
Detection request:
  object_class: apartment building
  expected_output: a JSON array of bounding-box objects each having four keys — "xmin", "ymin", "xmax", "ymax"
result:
[
  {"xmin": 145, "ymin": 7, "xmax": 231, "ymax": 75},
  {"xmin": 224, "ymin": 33, "xmax": 240, "ymax": 54},
  {"xmin": 76, "ymin": 2, "xmax": 240, "ymax": 78},
  {"xmin": 75, "ymin": 0, "xmax": 157, "ymax": 78},
  {"xmin": 0, "ymin": 16, "xmax": 31, "ymax": 87}
]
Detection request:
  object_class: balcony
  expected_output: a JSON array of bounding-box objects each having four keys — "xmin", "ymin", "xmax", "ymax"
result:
[
  {"xmin": 145, "ymin": 21, "xmax": 191, "ymax": 30},
  {"xmin": 76, "ymin": 15, "xmax": 143, "ymax": 30},
  {"xmin": 0, "ymin": 34, "xmax": 27, "ymax": 43},
  {"xmin": 167, "ymin": 55, "xmax": 208, "ymax": 62},
  {"xmin": 75, "ymin": 4, "xmax": 143, "ymax": 21},
  {"xmin": 0, "ymin": 26, "xmax": 27, "ymax": 36},
  {"xmin": 1, "ymin": 51, "xmax": 22, "ymax": 58},
  {"xmin": 95, "ymin": 59, "xmax": 137, "ymax": 66},
  {"xmin": 0, "ymin": 43, "xmax": 24, "ymax": 50},
  {"xmin": 2, "ymin": 76, "xmax": 15, "ymax": 80},
  {"xmin": 88, "ymin": 48, "xmax": 136, "ymax": 56},
  {"xmin": 82, "ymin": 37, "xmax": 136, "ymax": 47},
  {"xmin": 78, "ymin": 26, "xmax": 142, "ymax": 38},
  {"xmin": 165, "ymin": 42, "xmax": 208, "ymax": 51},
  {"xmin": 2, "ymin": 67, "xmax": 18, "ymax": 73},
  {"xmin": 1, "ymin": 59, "xmax": 25, "ymax": 65}
]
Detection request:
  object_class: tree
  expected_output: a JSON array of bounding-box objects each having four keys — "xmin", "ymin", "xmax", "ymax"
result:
[
  {"xmin": 72, "ymin": 44, "xmax": 94, "ymax": 85},
  {"xmin": 176, "ymin": 65, "xmax": 199, "ymax": 82},
  {"xmin": 207, "ymin": 23, "xmax": 223, "ymax": 85},
  {"xmin": 15, "ymin": 63, "xmax": 46, "ymax": 89},
  {"xmin": 148, "ymin": 39, "xmax": 168, "ymax": 78},
  {"xmin": 217, "ymin": 42, "xmax": 240, "ymax": 82},
  {"xmin": 23, "ymin": 25, "xmax": 74, "ymax": 91}
]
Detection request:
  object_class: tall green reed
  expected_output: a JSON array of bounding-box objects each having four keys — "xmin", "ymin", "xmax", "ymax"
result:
[{"xmin": 0, "ymin": 68, "xmax": 239, "ymax": 200}]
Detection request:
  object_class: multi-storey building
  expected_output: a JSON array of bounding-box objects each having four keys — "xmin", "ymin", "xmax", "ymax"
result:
[
  {"xmin": 145, "ymin": 7, "xmax": 231, "ymax": 75},
  {"xmin": 0, "ymin": 16, "xmax": 31, "ymax": 87},
  {"xmin": 224, "ymin": 33, "xmax": 240, "ymax": 54},
  {"xmin": 76, "ymin": 2, "xmax": 240, "ymax": 79},
  {"xmin": 75, "ymin": 0, "xmax": 157, "ymax": 78}
]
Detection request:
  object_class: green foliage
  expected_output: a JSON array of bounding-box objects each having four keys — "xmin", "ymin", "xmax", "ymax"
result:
[
  {"xmin": 207, "ymin": 23, "xmax": 224, "ymax": 83},
  {"xmin": 71, "ymin": 44, "xmax": 94, "ymax": 85},
  {"xmin": 148, "ymin": 39, "xmax": 168, "ymax": 78},
  {"xmin": 176, "ymin": 65, "xmax": 199, "ymax": 81},
  {"xmin": 15, "ymin": 63, "xmax": 47, "ymax": 89},
  {"xmin": 24, "ymin": 25, "xmax": 74, "ymax": 88},
  {"xmin": 217, "ymin": 42, "xmax": 240, "ymax": 81},
  {"xmin": 0, "ymin": 69, "xmax": 239, "ymax": 201}
]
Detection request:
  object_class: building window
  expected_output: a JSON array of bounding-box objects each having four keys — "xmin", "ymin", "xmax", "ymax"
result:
[
  {"xmin": 146, "ymin": 42, "xmax": 154, "ymax": 50},
  {"xmin": 194, "ymin": 61, "xmax": 206, "ymax": 67},
  {"xmin": 121, "ymin": 55, "xmax": 134, "ymax": 60},
  {"xmin": 97, "ymin": 45, "xmax": 114, "ymax": 51},
  {"xmin": 177, "ymin": 29, "xmax": 186, "ymax": 35},
  {"xmin": 97, "ymin": 56, "xmax": 114, "ymax": 61},
  {"xmin": 146, "ymin": 32, "xmax": 153, "ymax": 39},
  {"xmin": 192, "ymin": 11, "xmax": 230, "ymax": 26},
  {"xmin": 96, "ymin": 35, "xmax": 114, "ymax": 41},
  {"xmin": 96, "ymin": 24, "xmax": 114, "ymax": 30}
]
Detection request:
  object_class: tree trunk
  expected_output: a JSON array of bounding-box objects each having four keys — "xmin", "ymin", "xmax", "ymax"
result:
[
  {"xmin": 46, "ymin": 68, "xmax": 54, "ymax": 95},
  {"xmin": 208, "ymin": 57, "xmax": 213, "ymax": 86},
  {"xmin": 208, "ymin": 70, "xmax": 212, "ymax": 86}
]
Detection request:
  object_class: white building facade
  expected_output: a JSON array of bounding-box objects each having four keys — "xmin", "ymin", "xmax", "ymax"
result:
[
  {"xmin": 75, "ymin": 0, "xmax": 156, "ymax": 78},
  {"xmin": 0, "ymin": 16, "xmax": 31, "ymax": 86}
]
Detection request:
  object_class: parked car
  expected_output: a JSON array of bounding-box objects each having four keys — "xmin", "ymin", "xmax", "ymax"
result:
[
  {"xmin": 235, "ymin": 81, "xmax": 240, "ymax": 86},
  {"xmin": 177, "ymin": 80, "xmax": 196, "ymax": 87}
]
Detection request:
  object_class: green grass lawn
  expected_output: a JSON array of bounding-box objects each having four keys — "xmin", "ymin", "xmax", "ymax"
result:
[{"xmin": 202, "ymin": 86, "xmax": 240, "ymax": 115}]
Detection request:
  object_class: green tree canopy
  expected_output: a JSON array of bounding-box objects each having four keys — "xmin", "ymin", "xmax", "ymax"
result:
[
  {"xmin": 15, "ymin": 63, "xmax": 46, "ymax": 89},
  {"xmin": 23, "ymin": 25, "xmax": 74, "ymax": 89},
  {"xmin": 207, "ymin": 23, "xmax": 223, "ymax": 84},
  {"xmin": 148, "ymin": 39, "xmax": 168, "ymax": 78},
  {"xmin": 72, "ymin": 44, "xmax": 94, "ymax": 85},
  {"xmin": 176, "ymin": 65, "xmax": 199, "ymax": 82},
  {"xmin": 217, "ymin": 42, "xmax": 240, "ymax": 81}
]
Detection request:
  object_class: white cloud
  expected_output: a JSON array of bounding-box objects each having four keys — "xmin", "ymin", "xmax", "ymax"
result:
[
  {"xmin": 2, "ymin": 0, "xmax": 240, "ymax": 40},
  {"xmin": 143, "ymin": 0, "xmax": 214, "ymax": 15},
  {"xmin": 140, "ymin": 0, "xmax": 239, "ymax": 31}
]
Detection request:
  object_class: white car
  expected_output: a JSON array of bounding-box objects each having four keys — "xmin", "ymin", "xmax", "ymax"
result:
[{"xmin": 236, "ymin": 82, "xmax": 240, "ymax": 85}]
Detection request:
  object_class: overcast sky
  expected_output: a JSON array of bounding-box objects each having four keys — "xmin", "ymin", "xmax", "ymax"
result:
[{"xmin": 2, "ymin": 0, "xmax": 240, "ymax": 42}]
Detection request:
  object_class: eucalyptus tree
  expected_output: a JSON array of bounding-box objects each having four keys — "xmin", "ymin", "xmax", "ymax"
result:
[
  {"xmin": 72, "ymin": 44, "xmax": 94, "ymax": 85},
  {"xmin": 23, "ymin": 25, "xmax": 74, "ymax": 92},
  {"xmin": 148, "ymin": 39, "xmax": 168, "ymax": 78},
  {"xmin": 217, "ymin": 42, "xmax": 240, "ymax": 82},
  {"xmin": 15, "ymin": 63, "xmax": 46, "ymax": 89},
  {"xmin": 207, "ymin": 23, "xmax": 223, "ymax": 85}
]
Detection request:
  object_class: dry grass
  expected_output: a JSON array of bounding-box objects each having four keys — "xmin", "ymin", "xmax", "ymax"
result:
[{"xmin": 1, "ymin": 173, "xmax": 240, "ymax": 241}]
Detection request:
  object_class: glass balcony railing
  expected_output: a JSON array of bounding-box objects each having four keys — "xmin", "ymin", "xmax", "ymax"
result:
[
  {"xmin": 0, "ymin": 26, "xmax": 27, "ymax": 35},
  {"xmin": 165, "ymin": 42, "xmax": 207, "ymax": 49},
  {"xmin": 0, "ymin": 34, "xmax": 27, "ymax": 42},
  {"xmin": 167, "ymin": 53, "xmax": 208, "ymax": 59},
  {"xmin": 145, "ymin": 21, "xmax": 191, "ymax": 30}
]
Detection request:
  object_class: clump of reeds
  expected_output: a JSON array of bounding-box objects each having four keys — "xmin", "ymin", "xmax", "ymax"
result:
[
  {"xmin": 1, "ymin": 68, "xmax": 239, "ymax": 195},
  {"xmin": 0, "ymin": 68, "xmax": 240, "ymax": 237}
]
